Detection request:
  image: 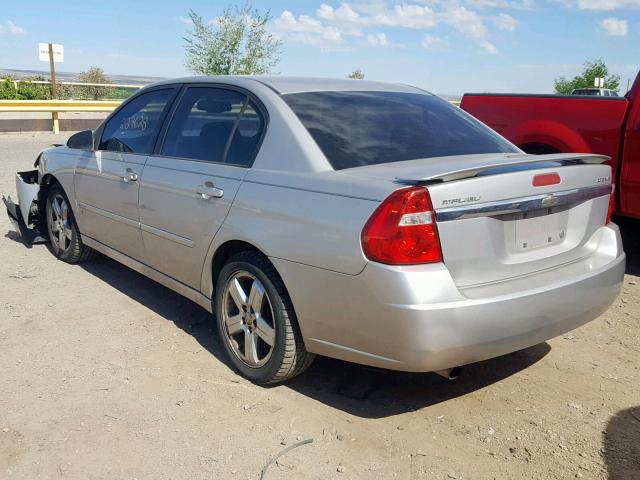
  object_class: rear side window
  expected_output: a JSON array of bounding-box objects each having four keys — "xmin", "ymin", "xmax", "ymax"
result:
[
  {"xmin": 161, "ymin": 87, "xmax": 264, "ymax": 166},
  {"xmin": 100, "ymin": 89, "xmax": 174, "ymax": 154},
  {"xmin": 284, "ymin": 91, "xmax": 517, "ymax": 170},
  {"xmin": 226, "ymin": 101, "xmax": 264, "ymax": 166}
]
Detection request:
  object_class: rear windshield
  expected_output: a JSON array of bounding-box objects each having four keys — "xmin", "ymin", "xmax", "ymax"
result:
[
  {"xmin": 283, "ymin": 91, "xmax": 518, "ymax": 170},
  {"xmin": 572, "ymin": 89, "xmax": 600, "ymax": 96}
]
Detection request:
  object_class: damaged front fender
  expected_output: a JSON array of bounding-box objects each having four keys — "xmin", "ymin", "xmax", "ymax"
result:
[{"xmin": 2, "ymin": 170, "xmax": 47, "ymax": 245}]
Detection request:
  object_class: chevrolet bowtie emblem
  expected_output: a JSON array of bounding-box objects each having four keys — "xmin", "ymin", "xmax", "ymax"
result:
[{"xmin": 541, "ymin": 194, "xmax": 559, "ymax": 208}]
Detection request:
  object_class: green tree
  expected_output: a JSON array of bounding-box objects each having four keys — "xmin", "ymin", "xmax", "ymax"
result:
[
  {"xmin": 0, "ymin": 76, "xmax": 52, "ymax": 100},
  {"xmin": 78, "ymin": 66, "xmax": 114, "ymax": 100},
  {"xmin": 183, "ymin": 5, "xmax": 281, "ymax": 75},
  {"xmin": 554, "ymin": 58, "xmax": 620, "ymax": 95},
  {"xmin": 347, "ymin": 68, "xmax": 365, "ymax": 80},
  {"xmin": 17, "ymin": 75, "xmax": 52, "ymax": 99},
  {"xmin": 0, "ymin": 78, "xmax": 19, "ymax": 99}
]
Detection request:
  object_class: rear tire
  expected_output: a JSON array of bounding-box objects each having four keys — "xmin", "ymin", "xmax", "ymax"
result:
[
  {"xmin": 45, "ymin": 184, "xmax": 98, "ymax": 263},
  {"xmin": 214, "ymin": 251, "xmax": 314, "ymax": 384}
]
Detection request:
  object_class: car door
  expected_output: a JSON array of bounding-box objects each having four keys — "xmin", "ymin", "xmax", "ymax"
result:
[
  {"xmin": 74, "ymin": 87, "xmax": 178, "ymax": 260},
  {"xmin": 138, "ymin": 85, "xmax": 266, "ymax": 289}
]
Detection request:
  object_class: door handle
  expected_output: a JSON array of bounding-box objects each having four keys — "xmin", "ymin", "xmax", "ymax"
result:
[
  {"xmin": 120, "ymin": 168, "xmax": 138, "ymax": 183},
  {"xmin": 196, "ymin": 181, "xmax": 224, "ymax": 200}
]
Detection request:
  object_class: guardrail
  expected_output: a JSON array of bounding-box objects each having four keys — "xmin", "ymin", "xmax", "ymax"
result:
[
  {"xmin": 0, "ymin": 100, "xmax": 122, "ymax": 134},
  {"xmin": 9, "ymin": 79, "xmax": 144, "ymax": 90}
]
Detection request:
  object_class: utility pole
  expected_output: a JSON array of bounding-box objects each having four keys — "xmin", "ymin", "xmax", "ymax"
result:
[
  {"xmin": 627, "ymin": 78, "xmax": 631, "ymax": 94},
  {"xmin": 48, "ymin": 43, "xmax": 59, "ymax": 134}
]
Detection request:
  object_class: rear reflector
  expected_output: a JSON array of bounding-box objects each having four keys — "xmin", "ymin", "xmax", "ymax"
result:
[
  {"xmin": 361, "ymin": 187, "xmax": 442, "ymax": 265},
  {"xmin": 532, "ymin": 173, "xmax": 561, "ymax": 187}
]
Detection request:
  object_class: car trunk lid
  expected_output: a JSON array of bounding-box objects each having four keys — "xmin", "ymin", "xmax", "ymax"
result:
[{"xmin": 343, "ymin": 153, "xmax": 613, "ymax": 287}]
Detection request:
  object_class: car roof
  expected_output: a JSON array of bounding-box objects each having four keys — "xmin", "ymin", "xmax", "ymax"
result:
[{"xmin": 147, "ymin": 75, "xmax": 429, "ymax": 95}]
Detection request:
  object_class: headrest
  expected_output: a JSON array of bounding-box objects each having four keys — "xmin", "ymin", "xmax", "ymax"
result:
[{"xmin": 196, "ymin": 99, "xmax": 232, "ymax": 114}]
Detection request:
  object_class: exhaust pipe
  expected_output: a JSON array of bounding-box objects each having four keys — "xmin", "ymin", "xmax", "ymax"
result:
[{"xmin": 434, "ymin": 366, "xmax": 461, "ymax": 380}]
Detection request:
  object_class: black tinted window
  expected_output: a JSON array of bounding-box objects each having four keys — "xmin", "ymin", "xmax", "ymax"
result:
[
  {"xmin": 161, "ymin": 87, "xmax": 251, "ymax": 164},
  {"xmin": 284, "ymin": 91, "xmax": 518, "ymax": 170},
  {"xmin": 100, "ymin": 89, "xmax": 174, "ymax": 154}
]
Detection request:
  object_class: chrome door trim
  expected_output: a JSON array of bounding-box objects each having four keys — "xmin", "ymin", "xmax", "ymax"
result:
[
  {"xmin": 78, "ymin": 201, "xmax": 140, "ymax": 228},
  {"xmin": 140, "ymin": 223, "xmax": 195, "ymax": 248},
  {"xmin": 435, "ymin": 184, "xmax": 612, "ymax": 222}
]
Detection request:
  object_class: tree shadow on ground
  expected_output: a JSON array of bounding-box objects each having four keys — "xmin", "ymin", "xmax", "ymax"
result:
[
  {"xmin": 79, "ymin": 256, "xmax": 550, "ymax": 419},
  {"xmin": 604, "ymin": 407, "xmax": 640, "ymax": 480}
]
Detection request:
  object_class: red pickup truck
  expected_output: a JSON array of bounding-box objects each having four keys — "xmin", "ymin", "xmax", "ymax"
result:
[{"xmin": 461, "ymin": 72, "xmax": 640, "ymax": 219}]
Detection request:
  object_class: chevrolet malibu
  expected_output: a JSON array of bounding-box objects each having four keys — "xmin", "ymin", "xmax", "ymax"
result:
[{"xmin": 4, "ymin": 77, "xmax": 625, "ymax": 384}]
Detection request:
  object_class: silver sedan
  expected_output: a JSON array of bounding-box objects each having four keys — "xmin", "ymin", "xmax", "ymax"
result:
[{"xmin": 4, "ymin": 76, "xmax": 625, "ymax": 383}]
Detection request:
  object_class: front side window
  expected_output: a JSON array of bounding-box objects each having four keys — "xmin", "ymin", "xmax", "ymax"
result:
[
  {"xmin": 161, "ymin": 87, "xmax": 263, "ymax": 165},
  {"xmin": 99, "ymin": 89, "xmax": 175, "ymax": 154},
  {"xmin": 284, "ymin": 91, "xmax": 518, "ymax": 170}
]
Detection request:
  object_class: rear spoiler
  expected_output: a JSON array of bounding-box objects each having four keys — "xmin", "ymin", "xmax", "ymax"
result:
[{"xmin": 396, "ymin": 153, "xmax": 610, "ymax": 184}]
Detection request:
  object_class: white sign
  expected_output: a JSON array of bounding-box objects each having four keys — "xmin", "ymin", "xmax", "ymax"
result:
[
  {"xmin": 38, "ymin": 43, "xmax": 64, "ymax": 63},
  {"xmin": 594, "ymin": 77, "xmax": 604, "ymax": 88}
]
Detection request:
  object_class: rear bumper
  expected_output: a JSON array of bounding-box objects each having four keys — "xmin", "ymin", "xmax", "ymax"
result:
[{"xmin": 274, "ymin": 224, "xmax": 625, "ymax": 372}]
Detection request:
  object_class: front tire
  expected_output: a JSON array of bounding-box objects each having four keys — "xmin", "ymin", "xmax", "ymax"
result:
[
  {"xmin": 45, "ymin": 184, "xmax": 97, "ymax": 263},
  {"xmin": 215, "ymin": 251, "xmax": 314, "ymax": 384}
]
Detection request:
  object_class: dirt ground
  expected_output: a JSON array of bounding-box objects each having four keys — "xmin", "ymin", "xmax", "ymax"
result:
[{"xmin": 1, "ymin": 132, "xmax": 638, "ymax": 480}]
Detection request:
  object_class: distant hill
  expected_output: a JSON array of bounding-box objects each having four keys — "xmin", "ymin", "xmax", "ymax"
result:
[
  {"xmin": 1, "ymin": 68, "xmax": 463, "ymax": 101},
  {"xmin": 0, "ymin": 68, "xmax": 165, "ymax": 86}
]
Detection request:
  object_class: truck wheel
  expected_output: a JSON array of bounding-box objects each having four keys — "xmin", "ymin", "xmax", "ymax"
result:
[
  {"xmin": 215, "ymin": 251, "xmax": 314, "ymax": 384},
  {"xmin": 45, "ymin": 184, "xmax": 98, "ymax": 263}
]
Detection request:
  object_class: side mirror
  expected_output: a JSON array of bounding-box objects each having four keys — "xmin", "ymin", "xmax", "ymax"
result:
[{"xmin": 67, "ymin": 130, "xmax": 94, "ymax": 150}]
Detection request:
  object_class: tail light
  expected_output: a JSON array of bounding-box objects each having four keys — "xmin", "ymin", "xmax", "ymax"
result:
[
  {"xmin": 361, "ymin": 186, "xmax": 442, "ymax": 265},
  {"xmin": 606, "ymin": 184, "xmax": 616, "ymax": 225}
]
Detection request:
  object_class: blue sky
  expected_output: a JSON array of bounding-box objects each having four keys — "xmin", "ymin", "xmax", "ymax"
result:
[{"xmin": 0, "ymin": 0, "xmax": 638, "ymax": 95}]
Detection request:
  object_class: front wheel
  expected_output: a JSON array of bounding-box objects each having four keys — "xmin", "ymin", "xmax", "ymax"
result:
[
  {"xmin": 45, "ymin": 184, "xmax": 97, "ymax": 263},
  {"xmin": 215, "ymin": 251, "xmax": 314, "ymax": 384}
]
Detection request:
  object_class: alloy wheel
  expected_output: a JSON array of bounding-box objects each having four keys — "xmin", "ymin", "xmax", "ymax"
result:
[
  {"xmin": 49, "ymin": 193, "xmax": 73, "ymax": 252},
  {"xmin": 222, "ymin": 271, "xmax": 276, "ymax": 368}
]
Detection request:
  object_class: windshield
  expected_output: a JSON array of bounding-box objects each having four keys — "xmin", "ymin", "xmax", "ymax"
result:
[{"xmin": 284, "ymin": 91, "xmax": 518, "ymax": 170}]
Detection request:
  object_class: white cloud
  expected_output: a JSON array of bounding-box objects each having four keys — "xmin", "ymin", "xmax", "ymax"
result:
[
  {"xmin": 367, "ymin": 32, "xmax": 390, "ymax": 46},
  {"xmin": 316, "ymin": 3, "xmax": 364, "ymax": 34},
  {"xmin": 317, "ymin": 2, "xmax": 438, "ymax": 30},
  {"xmin": 464, "ymin": 0, "xmax": 532, "ymax": 7},
  {"xmin": 0, "ymin": 20, "xmax": 26, "ymax": 35},
  {"xmin": 370, "ymin": 4, "xmax": 437, "ymax": 28},
  {"xmin": 273, "ymin": 2, "xmax": 509, "ymax": 54},
  {"xmin": 273, "ymin": 10, "xmax": 345, "ymax": 51},
  {"xmin": 176, "ymin": 16, "xmax": 192, "ymax": 25},
  {"xmin": 421, "ymin": 33, "xmax": 444, "ymax": 49},
  {"xmin": 317, "ymin": 3, "xmax": 360, "ymax": 22},
  {"xmin": 575, "ymin": 0, "xmax": 640, "ymax": 9},
  {"xmin": 493, "ymin": 13, "xmax": 517, "ymax": 30},
  {"xmin": 600, "ymin": 17, "xmax": 628, "ymax": 35},
  {"xmin": 441, "ymin": 6, "xmax": 487, "ymax": 40},
  {"xmin": 480, "ymin": 40, "xmax": 499, "ymax": 54}
]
